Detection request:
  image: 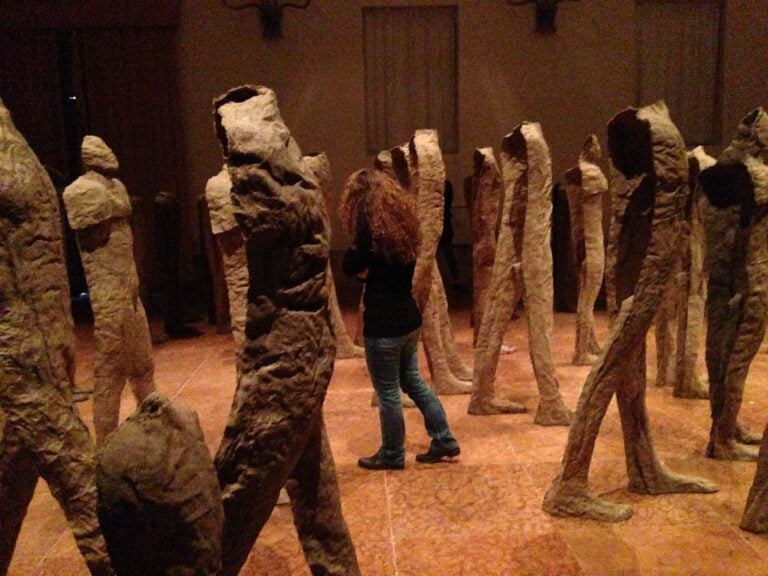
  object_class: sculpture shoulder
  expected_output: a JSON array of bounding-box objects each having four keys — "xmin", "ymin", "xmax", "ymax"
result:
[{"xmin": 63, "ymin": 172, "xmax": 131, "ymax": 229}]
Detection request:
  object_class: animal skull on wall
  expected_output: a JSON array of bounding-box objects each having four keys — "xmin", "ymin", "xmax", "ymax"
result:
[
  {"xmin": 221, "ymin": 0, "xmax": 311, "ymax": 39},
  {"xmin": 507, "ymin": 0, "xmax": 580, "ymax": 35}
]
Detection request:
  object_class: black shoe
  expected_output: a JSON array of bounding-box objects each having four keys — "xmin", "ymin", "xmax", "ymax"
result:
[
  {"xmin": 358, "ymin": 454, "xmax": 405, "ymax": 471},
  {"xmin": 416, "ymin": 445, "xmax": 461, "ymax": 464}
]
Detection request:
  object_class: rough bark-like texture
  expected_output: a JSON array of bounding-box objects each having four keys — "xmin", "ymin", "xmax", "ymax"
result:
[
  {"xmin": 62, "ymin": 135, "xmax": 155, "ymax": 444},
  {"xmin": 469, "ymin": 141, "xmax": 527, "ymax": 416},
  {"xmin": 566, "ymin": 134, "xmax": 606, "ymax": 366},
  {"xmin": 303, "ymin": 152, "xmax": 364, "ymax": 360},
  {"xmin": 672, "ymin": 146, "xmax": 715, "ymax": 399},
  {"xmin": 96, "ymin": 393, "xmax": 223, "ymax": 575},
  {"xmin": 604, "ymin": 161, "xmax": 624, "ymax": 322},
  {"xmin": 543, "ymin": 101, "xmax": 718, "ymax": 523},
  {"xmin": 470, "ymin": 148, "xmax": 502, "ymax": 346},
  {"xmin": 212, "ymin": 85, "xmax": 359, "ymax": 576},
  {"xmin": 741, "ymin": 422, "xmax": 768, "ymax": 533},
  {"xmin": 702, "ymin": 107, "xmax": 768, "ymax": 461},
  {"xmin": 0, "ymin": 101, "xmax": 113, "ymax": 575},
  {"xmin": 205, "ymin": 166, "xmax": 248, "ymax": 360}
]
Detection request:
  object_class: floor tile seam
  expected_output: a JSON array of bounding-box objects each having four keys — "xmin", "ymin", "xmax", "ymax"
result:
[
  {"xmin": 727, "ymin": 520, "xmax": 768, "ymax": 560},
  {"xmin": 168, "ymin": 345, "xmax": 217, "ymax": 401},
  {"xmin": 383, "ymin": 472, "xmax": 400, "ymax": 576},
  {"xmin": 33, "ymin": 528, "xmax": 68, "ymax": 570}
]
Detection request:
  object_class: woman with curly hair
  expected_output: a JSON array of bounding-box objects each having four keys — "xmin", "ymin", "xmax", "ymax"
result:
[{"xmin": 341, "ymin": 168, "xmax": 460, "ymax": 470}]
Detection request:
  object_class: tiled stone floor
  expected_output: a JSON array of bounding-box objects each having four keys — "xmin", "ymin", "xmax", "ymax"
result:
[{"xmin": 7, "ymin": 309, "xmax": 768, "ymax": 575}]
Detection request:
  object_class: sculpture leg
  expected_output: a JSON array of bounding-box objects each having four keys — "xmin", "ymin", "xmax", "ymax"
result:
[
  {"xmin": 674, "ymin": 268, "xmax": 709, "ymax": 399},
  {"xmin": 706, "ymin": 285, "xmax": 742, "ymax": 449},
  {"xmin": 0, "ymin": 426, "xmax": 38, "ymax": 575},
  {"xmin": 574, "ymin": 271, "xmax": 602, "ymax": 365},
  {"xmin": 2, "ymin": 390, "xmax": 113, "ymax": 575},
  {"xmin": 524, "ymin": 296, "xmax": 572, "ymax": 426},
  {"xmin": 653, "ymin": 274, "xmax": 677, "ymax": 388},
  {"xmin": 431, "ymin": 268, "xmax": 472, "ymax": 381},
  {"xmin": 469, "ymin": 263, "xmax": 527, "ymax": 415},
  {"xmin": 286, "ymin": 418, "xmax": 360, "ymax": 576},
  {"xmin": 740, "ymin": 422, "xmax": 768, "ymax": 533},
  {"xmin": 92, "ymin": 373, "xmax": 126, "ymax": 445},
  {"xmin": 543, "ymin": 301, "xmax": 635, "ymax": 522},
  {"xmin": 708, "ymin": 292, "xmax": 766, "ymax": 461},
  {"xmin": 421, "ymin": 283, "xmax": 471, "ymax": 395},
  {"xmin": 616, "ymin": 343, "xmax": 717, "ymax": 495},
  {"xmin": 327, "ymin": 265, "xmax": 364, "ymax": 360}
]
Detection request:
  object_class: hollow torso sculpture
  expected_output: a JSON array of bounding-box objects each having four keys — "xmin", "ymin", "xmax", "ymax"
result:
[
  {"xmin": 96, "ymin": 393, "xmax": 224, "ymax": 575},
  {"xmin": 565, "ymin": 134, "xmax": 606, "ymax": 366},
  {"xmin": 469, "ymin": 123, "xmax": 572, "ymax": 425},
  {"xmin": 0, "ymin": 101, "xmax": 113, "ymax": 575},
  {"xmin": 62, "ymin": 136, "xmax": 156, "ymax": 444},
  {"xmin": 701, "ymin": 108, "xmax": 768, "ymax": 461},
  {"xmin": 543, "ymin": 101, "xmax": 717, "ymax": 522},
  {"xmin": 212, "ymin": 85, "xmax": 359, "ymax": 576}
]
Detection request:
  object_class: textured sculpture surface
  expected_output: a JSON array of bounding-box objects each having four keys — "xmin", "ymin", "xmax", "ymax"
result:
[
  {"xmin": 565, "ymin": 134, "xmax": 606, "ymax": 366},
  {"xmin": 470, "ymin": 123, "xmax": 572, "ymax": 424},
  {"xmin": 303, "ymin": 152, "xmax": 364, "ymax": 360},
  {"xmin": 212, "ymin": 85, "xmax": 359, "ymax": 576},
  {"xmin": 205, "ymin": 166, "xmax": 248, "ymax": 359},
  {"xmin": 701, "ymin": 108, "xmax": 768, "ymax": 461},
  {"xmin": 378, "ymin": 133, "xmax": 472, "ymax": 395},
  {"xmin": 0, "ymin": 101, "xmax": 113, "ymax": 575},
  {"xmin": 62, "ymin": 136, "xmax": 156, "ymax": 444},
  {"xmin": 96, "ymin": 393, "xmax": 223, "ymax": 575},
  {"xmin": 741, "ymin": 422, "xmax": 768, "ymax": 533},
  {"xmin": 543, "ymin": 101, "xmax": 717, "ymax": 522},
  {"xmin": 668, "ymin": 146, "xmax": 714, "ymax": 399},
  {"xmin": 470, "ymin": 148, "xmax": 502, "ymax": 346}
]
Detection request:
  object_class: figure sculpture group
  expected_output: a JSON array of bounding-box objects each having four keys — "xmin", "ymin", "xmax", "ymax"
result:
[{"xmin": 2, "ymin": 78, "xmax": 768, "ymax": 576}]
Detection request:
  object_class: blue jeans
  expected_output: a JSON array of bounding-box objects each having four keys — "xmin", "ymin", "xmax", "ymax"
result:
[{"xmin": 364, "ymin": 328, "xmax": 459, "ymax": 464}]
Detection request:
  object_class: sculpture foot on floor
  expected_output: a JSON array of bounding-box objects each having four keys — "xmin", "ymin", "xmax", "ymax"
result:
[
  {"xmin": 673, "ymin": 376, "xmax": 709, "ymax": 400},
  {"xmin": 629, "ymin": 469, "xmax": 719, "ymax": 495},
  {"xmin": 500, "ymin": 344, "xmax": 517, "ymax": 355},
  {"xmin": 543, "ymin": 486, "xmax": 633, "ymax": 523},
  {"xmin": 571, "ymin": 353, "xmax": 598, "ymax": 366},
  {"xmin": 707, "ymin": 439, "xmax": 759, "ymax": 461},
  {"xmin": 370, "ymin": 391, "xmax": 415, "ymax": 408},
  {"xmin": 467, "ymin": 396, "xmax": 527, "ymax": 416},
  {"xmin": 336, "ymin": 345, "xmax": 365, "ymax": 360},
  {"xmin": 433, "ymin": 378, "xmax": 473, "ymax": 396},
  {"xmin": 736, "ymin": 423, "xmax": 762, "ymax": 445},
  {"xmin": 452, "ymin": 366, "xmax": 474, "ymax": 382},
  {"xmin": 534, "ymin": 398, "xmax": 573, "ymax": 426}
]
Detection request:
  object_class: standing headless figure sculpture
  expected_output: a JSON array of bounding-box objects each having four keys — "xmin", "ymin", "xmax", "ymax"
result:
[
  {"xmin": 565, "ymin": 134, "xmax": 607, "ymax": 366},
  {"xmin": 543, "ymin": 101, "xmax": 717, "ymax": 522},
  {"xmin": 469, "ymin": 123, "xmax": 572, "ymax": 425},
  {"xmin": 0, "ymin": 102, "xmax": 113, "ymax": 575},
  {"xmin": 212, "ymin": 85, "xmax": 359, "ymax": 576},
  {"xmin": 62, "ymin": 136, "xmax": 156, "ymax": 444},
  {"xmin": 376, "ymin": 134, "xmax": 473, "ymax": 395},
  {"xmin": 701, "ymin": 108, "xmax": 768, "ymax": 461}
]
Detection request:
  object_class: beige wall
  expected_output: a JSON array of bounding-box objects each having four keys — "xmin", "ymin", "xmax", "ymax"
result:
[{"xmin": 177, "ymin": 0, "xmax": 768, "ymax": 247}]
